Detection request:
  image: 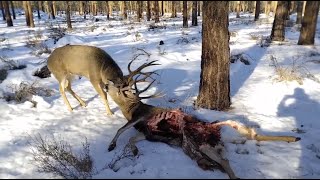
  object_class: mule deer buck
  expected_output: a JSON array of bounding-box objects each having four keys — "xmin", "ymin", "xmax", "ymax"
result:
[
  {"xmin": 105, "ymin": 59, "xmax": 301, "ymax": 179},
  {"xmin": 47, "ymin": 45, "xmax": 124, "ymax": 115}
]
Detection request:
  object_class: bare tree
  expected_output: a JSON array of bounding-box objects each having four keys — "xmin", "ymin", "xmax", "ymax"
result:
[
  {"xmin": 270, "ymin": 1, "xmax": 289, "ymax": 41},
  {"xmin": 183, "ymin": 1, "xmax": 188, "ymax": 28},
  {"xmin": 10, "ymin": 1, "xmax": 15, "ymax": 19},
  {"xmin": 66, "ymin": 1, "xmax": 72, "ymax": 30},
  {"xmin": 192, "ymin": 1, "xmax": 197, "ymax": 26},
  {"xmin": 3, "ymin": 1, "xmax": 13, "ymax": 26},
  {"xmin": 147, "ymin": 1, "xmax": 151, "ymax": 21},
  {"xmin": 254, "ymin": 1, "xmax": 260, "ymax": 21},
  {"xmin": 265, "ymin": 1, "xmax": 271, "ymax": 17},
  {"xmin": 196, "ymin": 1, "xmax": 230, "ymax": 111},
  {"xmin": 298, "ymin": 1, "xmax": 320, "ymax": 45},
  {"xmin": 296, "ymin": 1, "xmax": 303, "ymax": 24},
  {"xmin": 0, "ymin": 1, "xmax": 6, "ymax": 21},
  {"xmin": 27, "ymin": 1, "xmax": 34, "ymax": 27},
  {"xmin": 83, "ymin": 1, "xmax": 87, "ymax": 19},
  {"xmin": 154, "ymin": 1, "xmax": 159, "ymax": 23}
]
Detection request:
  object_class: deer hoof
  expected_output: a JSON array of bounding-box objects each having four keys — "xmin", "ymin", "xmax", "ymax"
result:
[{"xmin": 108, "ymin": 143, "xmax": 116, "ymax": 151}]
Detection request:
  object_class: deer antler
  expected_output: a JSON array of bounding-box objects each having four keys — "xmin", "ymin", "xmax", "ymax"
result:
[{"xmin": 125, "ymin": 59, "xmax": 161, "ymax": 85}]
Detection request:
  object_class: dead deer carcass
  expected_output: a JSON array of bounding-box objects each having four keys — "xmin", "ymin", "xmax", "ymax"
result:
[
  {"xmin": 47, "ymin": 45, "xmax": 124, "ymax": 115},
  {"xmin": 106, "ymin": 59, "xmax": 301, "ymax": 179}
]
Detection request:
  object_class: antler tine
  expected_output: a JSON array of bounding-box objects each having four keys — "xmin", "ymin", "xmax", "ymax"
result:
[
  {"xmin": 135, "ymin": 71, "xmax": 159, "ymax": 83},
  {"xmin": 131, "ymin": 73, "xmax": 159, "ymax": 99},
  {"xmin": 127, "ymin": 60, "xmax": 161, "ymax": 84}
]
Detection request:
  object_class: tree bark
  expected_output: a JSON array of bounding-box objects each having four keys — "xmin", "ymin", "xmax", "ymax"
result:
[
  {"xmin": 66, "ymin": 1, "xmax": 72, "ymax": 30},
  {"xmin": 27, "ymin": 1, "xmax": 34, "ymax": 27},
  {"xmin": 298, "ymin": 1, "xmax": 320, "ymax": 45},
  {"xmin": 183, "ymin": 1, "xmax": 188, "ymax": 28},
  {"xmin": 3, "ymin": 1, "xmax": 13, "ymax": 26},
  {"xmin": 0, "ymin": 1, "xmax": 6, "ymax": 21},
  {"xmin": 154, "ymin": 1, "xmax": 159, "ymax": 23},
  {"xmin": 197, "ymin": 1, "xmax": 231, "ymax": 111},
  {"xmin": 192, "ymin": 1, "xmax": 197, "ymax": 26},
  {"xmin": 296, "ymin": 1, "xmax": 303, "ymax": 24},
  {"xmin": 254, "ymin": 1, "xmax": 260, "ymax": 21},
  {"xmin": 270, "ymin": 1, "xmax": 289, "ymax": 41}
]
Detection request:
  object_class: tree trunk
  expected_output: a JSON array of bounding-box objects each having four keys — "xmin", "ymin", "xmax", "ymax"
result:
[
  {"xmin": 183, "ymin": 1, "xmax": 188, "ymax": 28},
  {"xmin": 161, "ymin": 1, "xmax": 164, "ymax": 16},
  {"xmin": 137, "ymin": 1, "xmax": 142, "ymax": 22},
  {"xmin": 298, "ymin": 1, "xmax": 320, "ymax": 45},
  {"xmin": 147, "ymin": 1, "xmax": 151, "ymax": 21},
  {"xmin": 302, "ymin": 1, "xmax": 306, "ymax": 16},
  {"xmin": 0, "ymin": 1, "xmax": 6, "ymax": 21},
  {"xmin": 254, "ymin": 1, "xmax": 260, "ymax": 21},
  {"xmin": 66, "ymin": 1, "xmax": 72, "ymax": 30},
  {"xmin": 122, "ymin": 1, "xmax": 127, "ymax": 19},
  {"xmin": 192, "ymin": 1, "xmax": 197, "ymax": 26},
  {"xmin": 197, "ymin": 1, "xmax": 230, "ymax": 111},
  {"xmin": 286, "ymin": 1, "xmax": 290, "ymax": 20},
  {"xmin": 83, "ymin": 1, "xmax": 87, "ymax": 19},
  {"xmin": 10, "ymin": 1, "xmax": 15, "ymax": 19},
  {"xmin": 236, "ymin": 1, "xmax": 240, "ymax": 18},
  {"xmin": 154, "ymin": 1, "xmax": 159, "ymax": 23},
  {"xmin": 53, "ymin": 1, "xmax": 56, "ymax": 17},
  {"xmin": 105, "ymin": 1, "xmax": 110, "ymax": 20},
  {"xmin": 27, "ymin": 1, "xmax": 34, "ymax": 27},
  {"xmin": 270, "ymin": 1, "xmax": 289, "ymax": 41},
  {"xmin": 296, "ymin": 1, "xmax": 303, "ymax": 24},
  {"xmin": 3, "ymin": 1, "xmax": 13, "ymax": 26},
  {"xmin": 197, "ymin": 1, "xmax": 200, "ymax": 16},
  {"xmin": 265, "ymin": 1, "xmax": 271, "ymax": 17},
  {"xmin": 23, "ymin": 1, "xmax": 30, "ymax": 26},
  {"xmin": 49, "ymin": 1, "xmax": 55, "ymax": 19},
  {"xmin": 171, "ymin": 1, "xmax": 176, "ymax": 18},
  {"xmin": 36, "ymin": 1, "xmax": 41, "ymax": 19}
]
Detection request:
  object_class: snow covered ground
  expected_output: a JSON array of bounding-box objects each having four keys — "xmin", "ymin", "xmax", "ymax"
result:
[{"xmin": 0, "ymin": 10, "xmax": 320, "ymax": 179}]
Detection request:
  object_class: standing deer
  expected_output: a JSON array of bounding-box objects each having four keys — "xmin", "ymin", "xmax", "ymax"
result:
[
  {"xmin": 47, "ymin": 45, "xmax": 124, "ymax": 115},
  {"xmin": 105, "ymin": 59, "xmax": 301, "ymax": 179}
]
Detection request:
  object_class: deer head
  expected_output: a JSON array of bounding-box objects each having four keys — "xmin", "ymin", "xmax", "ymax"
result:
[{"xmin": 106, "ymin": 58, "xmax": 164, "ymax": 121}]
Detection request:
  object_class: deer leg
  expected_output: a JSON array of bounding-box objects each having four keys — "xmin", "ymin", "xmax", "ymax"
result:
[
  {"xmin": 108, "ymin": 117, "xmax": 146, "ymax": 152},
  {"xmin": 127, "ymin": 132, "xmax": 146, "ymax": 156},
  {"xmin": 199, "ymin": 144, "xmax": 238, "ymax": 179},
  {"xmin": 91, "ymin": 81, "xmax": 113, "ymax": 115},
  {"xmin": 59, "ymin": 78, "xmax": 73, "ymax": 112},
  {"xmin": 65, "ymin": 80, "xmax": 87, "ymax": 107}
]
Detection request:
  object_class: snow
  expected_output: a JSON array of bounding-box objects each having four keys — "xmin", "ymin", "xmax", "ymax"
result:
[{"xmin": 0, "ymin": 11, "xmax": 320, "ymax": 179}]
